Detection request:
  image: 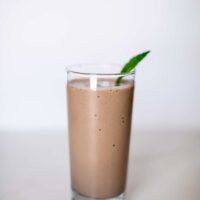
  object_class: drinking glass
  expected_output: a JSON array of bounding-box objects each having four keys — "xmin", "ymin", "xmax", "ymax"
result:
[{"xmin": 66, "ymin": 64, "xmax": 135, "ymax": 200}]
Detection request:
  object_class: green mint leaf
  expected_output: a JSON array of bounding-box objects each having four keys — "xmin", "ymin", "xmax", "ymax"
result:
[{"xmin": 115, "ymin": 50, "xmax": 150, "ymax": 85}]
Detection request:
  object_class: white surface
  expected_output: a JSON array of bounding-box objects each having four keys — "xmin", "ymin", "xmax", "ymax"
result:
[
  {"xmin": 0, "ymin": 0, "xmax": 200, "ymax": 131},
  {"xmin": 0, "ymin": 129, "xmax": 199, "ymax": 200}
]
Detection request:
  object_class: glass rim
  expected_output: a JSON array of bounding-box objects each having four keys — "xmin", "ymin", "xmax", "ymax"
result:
[{"xmin": 65, "ymin": 63, "xmax": 136, "ymax": 76}]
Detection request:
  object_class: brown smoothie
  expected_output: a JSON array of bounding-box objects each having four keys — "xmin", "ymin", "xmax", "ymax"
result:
[{"xmin": 67, "ymin": 78, "xmax": 134, "ymax": 199}]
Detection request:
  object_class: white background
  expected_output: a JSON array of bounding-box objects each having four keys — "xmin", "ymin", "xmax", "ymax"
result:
[
  {"xmin": 0, "ymin": 0, "xmax": 200, "ymax": 200},
  {"xmin": 0, "ymin": 0, "xmax": 199, "ymax": 131}
]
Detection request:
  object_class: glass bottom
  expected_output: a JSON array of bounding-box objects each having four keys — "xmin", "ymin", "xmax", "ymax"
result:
[{"xmin": 71, "ymin": 189, "xmax": 124, "ymax": 200}]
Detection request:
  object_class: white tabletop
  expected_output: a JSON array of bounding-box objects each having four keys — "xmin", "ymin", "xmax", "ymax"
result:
[{"xmin": 0, "ymin": 129, "xmax": 199, "ymax": 200}]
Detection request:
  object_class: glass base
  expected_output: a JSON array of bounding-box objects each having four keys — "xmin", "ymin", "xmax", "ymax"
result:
[{"xmin": 72, "ymin": 189, "xmax": 124, "ymax": 200}]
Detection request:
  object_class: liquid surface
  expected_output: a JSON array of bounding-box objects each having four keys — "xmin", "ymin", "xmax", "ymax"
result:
[{"xmin": 71, "ymin": 79, "xmax": 130, "ymax": 89}]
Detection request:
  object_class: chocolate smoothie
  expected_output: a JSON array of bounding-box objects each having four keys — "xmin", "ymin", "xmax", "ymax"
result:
[{"xmin": 67, "ymin": 78, "xmax": 134, "ymax": 199}]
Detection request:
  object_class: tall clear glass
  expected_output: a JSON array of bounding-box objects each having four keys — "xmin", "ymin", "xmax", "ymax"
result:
[{"xmin": 66, "ymin": 64, "xmax": 135, "ymax": 200}]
